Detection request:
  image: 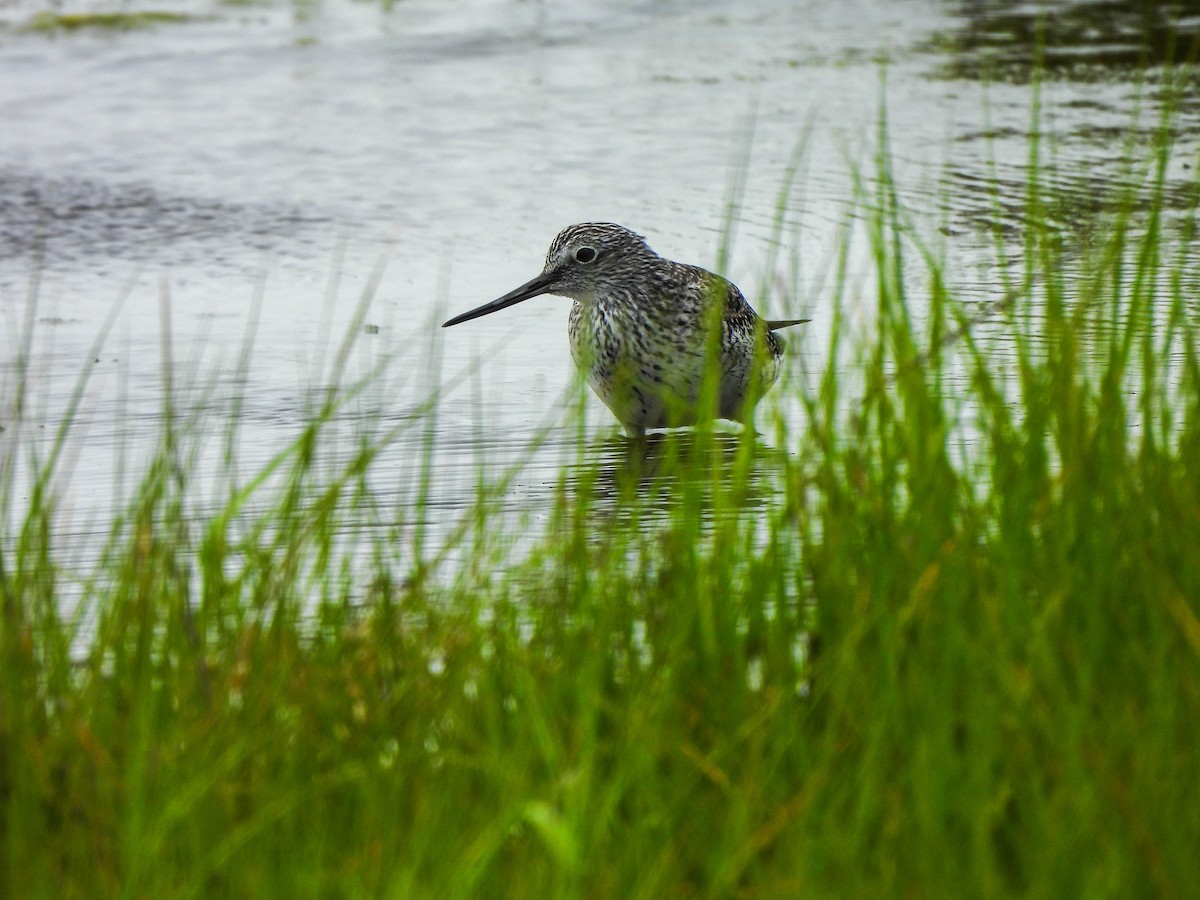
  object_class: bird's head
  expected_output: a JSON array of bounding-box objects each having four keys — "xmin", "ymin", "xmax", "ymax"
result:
[{"xmin": 442, "ymin": 222, "xmax": 658, "ymax": 327}]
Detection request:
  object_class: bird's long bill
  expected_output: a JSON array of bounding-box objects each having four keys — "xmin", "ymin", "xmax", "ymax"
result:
[{"xmin": 442, "ymin": 270, "xmax": 558, "ymax": 328}]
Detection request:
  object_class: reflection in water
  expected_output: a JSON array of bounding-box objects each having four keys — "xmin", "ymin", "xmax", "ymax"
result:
[
  {"xmin": 943, "ymin": 161, "xmax": 1200, "ymax": 249},
  {"xmin": 932, "ymin": 0, "xmax": 1200, "ymax": 81},
  {"xmin": 0, "ymin": 169, "xmax": 328, "ymax": 269},
  {"xmin": 562, "ymin": 430, "xmax": 780, "ymax": 536}
]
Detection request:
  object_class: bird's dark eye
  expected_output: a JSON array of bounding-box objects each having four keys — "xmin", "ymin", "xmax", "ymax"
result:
[{"xmin": 574, "ymin": 246, "xmax": 598, "ymax": 264}]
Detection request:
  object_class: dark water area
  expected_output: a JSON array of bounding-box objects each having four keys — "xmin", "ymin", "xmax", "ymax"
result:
[
  {"xmin": 0, "ymin": 169, "xmax": 330, "ymax": 267},
  {"xmin": 1, "ymin": 0, "xmax": 1198, "ymax": 574},
  {"xmin": 931, "ymin": 0, "xmax": 1200, "ymax": 81}
]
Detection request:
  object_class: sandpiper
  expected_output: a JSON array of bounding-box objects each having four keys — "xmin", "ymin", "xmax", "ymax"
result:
[{"xmin": 442, "ymin": 223, "xmax": 808, "ymax": 437}]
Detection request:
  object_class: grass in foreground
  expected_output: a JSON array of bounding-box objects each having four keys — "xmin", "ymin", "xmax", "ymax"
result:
[{"xmin": 2, "ymin": 116, "xmax": 1200, "ymax": 898}]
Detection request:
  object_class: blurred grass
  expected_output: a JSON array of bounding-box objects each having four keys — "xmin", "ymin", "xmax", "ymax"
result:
[
  {"xmin": 23, "ymin": 11, "xmax": 192, "ymax": 32},
  {"xmin": 3, "ymin": 107, "xmax": 1200, "ymax": 899}
]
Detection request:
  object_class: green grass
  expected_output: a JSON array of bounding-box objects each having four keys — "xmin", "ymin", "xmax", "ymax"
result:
[
  {"xmin": 23, "ymin": 11, "xmax": 192, "ymax": 33},
  {"xmin": 3, "ymin": 109, "xmax": 1200, "ymax": 898}
]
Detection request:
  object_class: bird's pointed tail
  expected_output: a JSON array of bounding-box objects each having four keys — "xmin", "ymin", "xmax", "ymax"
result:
[{"xmin": 766, "ymin": 318, "xmax": 811, "ymax": 330}]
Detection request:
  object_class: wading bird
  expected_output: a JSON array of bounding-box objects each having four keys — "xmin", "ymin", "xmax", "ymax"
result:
[{"xmin": 443, "ymin": 223, "xmax": 808, "ymax": 437}]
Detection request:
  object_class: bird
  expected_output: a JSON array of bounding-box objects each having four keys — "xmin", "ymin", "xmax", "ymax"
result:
[{"xmin": 442, "ymin": 223, "xmax": 809, "ymax": 437}]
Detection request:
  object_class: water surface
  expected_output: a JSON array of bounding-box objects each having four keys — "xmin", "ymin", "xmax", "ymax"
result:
[{"xmin": 2, "ymin": 0, "xmax": 1197, "ymax": 568}]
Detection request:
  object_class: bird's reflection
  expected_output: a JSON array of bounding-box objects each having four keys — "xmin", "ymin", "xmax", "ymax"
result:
[{"xmin": 560, "ymin": 429, "xmax": 776, "ymax": 531}]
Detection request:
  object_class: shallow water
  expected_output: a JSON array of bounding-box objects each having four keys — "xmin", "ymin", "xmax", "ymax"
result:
[{"xmin": 1, "ymin": 0, "xmax": 1198, "ymax": 568}]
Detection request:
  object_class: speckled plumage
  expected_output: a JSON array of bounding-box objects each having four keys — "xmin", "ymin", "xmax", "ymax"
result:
[{"xmin": 443, "ymin": 223, "xmax": 808, "ymax": 437}]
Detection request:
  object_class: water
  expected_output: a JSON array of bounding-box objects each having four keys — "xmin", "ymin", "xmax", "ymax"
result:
[{"xmin": 1, "ymin": 0, "xmax": 1198, "ymax": 569}]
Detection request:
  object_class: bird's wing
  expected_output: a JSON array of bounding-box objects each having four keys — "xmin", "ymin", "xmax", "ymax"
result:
[
  {"xmin": 687, "ymin": 268, "xmax": 759, "ymax": 331},
  {"xmin": 693, "ymin": 268, "xmax": 808, "ymax": 332}
]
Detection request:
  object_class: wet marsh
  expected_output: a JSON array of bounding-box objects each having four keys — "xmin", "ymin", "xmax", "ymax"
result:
[{"xmin": 3, "ymin": 0, "xmax": 1200, "ymax": 895}]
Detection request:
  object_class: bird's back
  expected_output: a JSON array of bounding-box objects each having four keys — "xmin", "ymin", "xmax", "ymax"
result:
[{"xmin": 568, "ymin": 261, "xmax": 784, "ymax": 434}]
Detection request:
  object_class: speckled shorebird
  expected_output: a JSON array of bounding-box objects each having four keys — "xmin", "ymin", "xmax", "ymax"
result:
[{"xmin": 442, "ymin": 223, "xmax": 809, "ymax": 437}]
